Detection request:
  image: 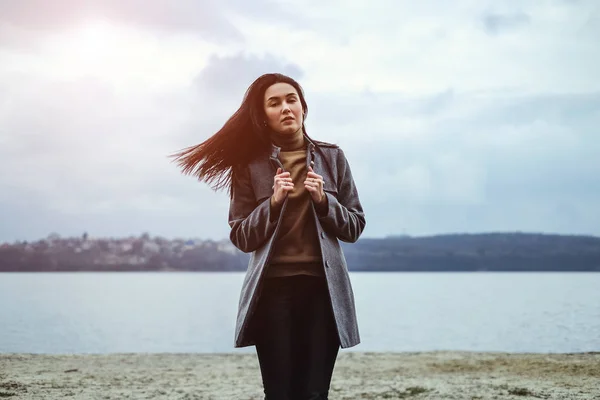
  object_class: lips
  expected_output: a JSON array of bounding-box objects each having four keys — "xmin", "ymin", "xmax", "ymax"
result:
[{"xmin": 281, "ymin": 116, "xmax": 294, "ymax": 122}]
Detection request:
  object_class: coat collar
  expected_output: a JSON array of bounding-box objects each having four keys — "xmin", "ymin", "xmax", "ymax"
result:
[{"xmin": 269, "ymin": 132, "xmax": 315, "ymax": 160}]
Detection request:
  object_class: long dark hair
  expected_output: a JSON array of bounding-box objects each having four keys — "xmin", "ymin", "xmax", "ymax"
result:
[{"xmin": 170, "ymin": 73, "xmax": 309, "ymax": 195}]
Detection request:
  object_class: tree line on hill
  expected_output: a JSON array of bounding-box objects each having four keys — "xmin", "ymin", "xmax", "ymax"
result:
[{"xmin": 1, "ymin": 232, "xmax": 599, "ymax": 272}]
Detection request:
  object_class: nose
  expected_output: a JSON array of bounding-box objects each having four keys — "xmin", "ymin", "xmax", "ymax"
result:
[{"xmin": 282, "ymin": 101, "xmax": 291, "ymax": 113}]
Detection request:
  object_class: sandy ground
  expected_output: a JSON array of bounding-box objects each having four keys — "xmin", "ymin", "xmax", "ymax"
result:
[{"xmin": 1, "ymin": 351, "xmax": 599, "ymax": 399}]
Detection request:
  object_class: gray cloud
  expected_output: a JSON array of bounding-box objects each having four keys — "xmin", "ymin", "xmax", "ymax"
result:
[
  {"xmin": 194, "ymin": 54, "xmax": 304, "ymax": 101},
  {"xmin": 482, "ymin": 12, "xmax": 531, "ymax": 35}
]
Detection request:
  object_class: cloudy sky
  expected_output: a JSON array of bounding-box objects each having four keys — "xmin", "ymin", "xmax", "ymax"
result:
[{"xmin": 0, "ymin": 0, "xmax": 598, "ymax": 243}]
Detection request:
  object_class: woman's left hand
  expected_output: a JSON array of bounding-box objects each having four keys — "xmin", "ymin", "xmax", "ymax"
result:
[{"xmin": 304, "ymin": 166, "xmax": 326, "ymax": 205}]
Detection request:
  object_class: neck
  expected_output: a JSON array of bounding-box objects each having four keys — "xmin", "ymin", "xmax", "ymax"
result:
[{"xmin": 269, "ymin": 128, "xmax": 305, "ymax": 151}]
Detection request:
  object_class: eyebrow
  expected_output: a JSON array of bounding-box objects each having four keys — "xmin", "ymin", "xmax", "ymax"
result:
[{"xmin": 266, "ymin": 92, "xmax": 298, "ymax": 102}]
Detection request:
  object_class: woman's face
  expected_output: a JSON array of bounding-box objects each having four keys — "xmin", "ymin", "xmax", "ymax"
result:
[{"xmin": 263, "ymin": 82, "xmax": 304, "ymax": 135}]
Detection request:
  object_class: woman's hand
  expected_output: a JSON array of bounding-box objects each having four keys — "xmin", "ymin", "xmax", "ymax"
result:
[
  {"xmin": 272, "ymin": 168, "xmax": 294, "ymax": 205},
  {"xmin": 304, "ymin": 166, "xmax": 326, "ymax": 205}
]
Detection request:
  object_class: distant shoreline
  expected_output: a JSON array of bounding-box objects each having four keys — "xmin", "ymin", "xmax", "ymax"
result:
[
  {"xmin": 2, "ymin": 232, "xmax": 600, "ymax": 272},
  {"xmin": 1, "ymin": 351, "xmax": 598, "ymax": 399}
]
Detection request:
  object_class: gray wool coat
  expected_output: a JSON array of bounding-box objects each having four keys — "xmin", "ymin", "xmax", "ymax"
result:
[{"xmin": 228, "ymin": 134, "xmax": 366, "ymax": 349}]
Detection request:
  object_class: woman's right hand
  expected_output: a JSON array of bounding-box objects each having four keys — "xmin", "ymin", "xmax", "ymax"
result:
[{"xmin": 272, "ymin": 167, "xmax": 294, "ymax": 205}]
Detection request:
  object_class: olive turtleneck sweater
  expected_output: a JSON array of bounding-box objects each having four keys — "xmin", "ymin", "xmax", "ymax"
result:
[{"xmin": 266, "ymin": 129, "xmax": 324, "ymax": 278}]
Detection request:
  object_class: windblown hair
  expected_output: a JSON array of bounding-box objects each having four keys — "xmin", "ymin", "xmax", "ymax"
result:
[{"xmin": 170, "ymin": 73, "xmax": 309, "ymax": 196}]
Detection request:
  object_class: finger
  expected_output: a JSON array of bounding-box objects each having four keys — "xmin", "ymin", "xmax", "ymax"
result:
[
  {"xmin": 304, "ymin": 186, "xmax": 320, "ymax": 199},
  {"xmin": 307, "ymin": 171, "xmax": 323, "ymax": 180},
  {"xmin": 307, "ymin": 167, "xmax": 323, "ymax": 179},
  {"xmin": 276, "ymin": 169, "xmax": 291, "ymax": 178}
]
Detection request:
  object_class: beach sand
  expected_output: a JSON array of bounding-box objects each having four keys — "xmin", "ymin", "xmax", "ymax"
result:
[{"xmin": 1, "ymin": 351, "xmax": 599, "ymax": 399}]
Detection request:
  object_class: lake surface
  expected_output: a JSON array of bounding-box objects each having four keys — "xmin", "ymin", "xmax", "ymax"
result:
[{"xmin": 1, "ymin": 272, "xmax": 598, "ymax": 354}]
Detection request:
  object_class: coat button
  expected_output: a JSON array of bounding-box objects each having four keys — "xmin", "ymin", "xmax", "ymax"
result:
[
  {"xmin": 321, "ymin": 231, "xmax": 326, "ymax": 239},
  {"xmin": 325, "ymin": 260, "xmax": 330, "ymax": 268}
]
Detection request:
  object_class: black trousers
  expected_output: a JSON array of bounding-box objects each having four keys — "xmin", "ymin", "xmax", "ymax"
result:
[{"xmin": 251, "ymin": 275, "xmax": 340, "ymax": 400}]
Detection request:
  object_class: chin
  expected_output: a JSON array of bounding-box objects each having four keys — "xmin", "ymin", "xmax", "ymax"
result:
[
  {"xmin": 277, "ymin": 126, "xmax": 299, "ymax": 135},
  {"xmin": 276, "ymin": 127, "xmax": 298, "ymax": 135}
]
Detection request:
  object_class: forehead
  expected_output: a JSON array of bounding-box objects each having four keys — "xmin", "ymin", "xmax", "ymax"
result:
[{"xmin": 264, "ymin": 82, "xmax": 299, "ymax": 101}]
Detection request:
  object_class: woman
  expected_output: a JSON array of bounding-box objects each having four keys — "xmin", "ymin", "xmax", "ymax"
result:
[{"xmin": 172, "ymin": 73, "xmax": 366, "ymax": 399}]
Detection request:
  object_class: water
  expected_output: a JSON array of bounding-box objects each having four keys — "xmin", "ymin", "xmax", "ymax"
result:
[{"xmin": 0, "ymin": 272, "xmax": 598, "ymax": 354}]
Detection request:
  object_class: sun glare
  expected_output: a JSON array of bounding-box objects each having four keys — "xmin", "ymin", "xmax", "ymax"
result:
[
  {"xmin": 40, "ymin": 19, "xmax": 214, "ymax": 90},
  {"xmin": 74, "ymin": 20, "xmax": 116, "ymax": 64},
  {"xmin": 50, "ymin": 19, "xmax": 124, "ymax": 78}
]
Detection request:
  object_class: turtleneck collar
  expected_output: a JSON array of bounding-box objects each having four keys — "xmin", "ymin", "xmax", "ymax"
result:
[{"xmin": 269, "ymin": 128, "xmax": 306, "ymax": 151}]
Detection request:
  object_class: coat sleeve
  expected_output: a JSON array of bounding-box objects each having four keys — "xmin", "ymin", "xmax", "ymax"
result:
[
  {"xmin": 316, "ymin": 149, "xmax": 366, "ymax": 243},
  {"xmin": 228, "ymin": 164, "xmax": 278, "ymax": 253}
]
